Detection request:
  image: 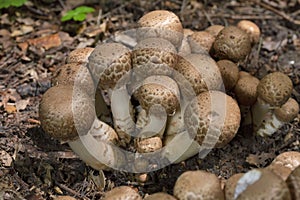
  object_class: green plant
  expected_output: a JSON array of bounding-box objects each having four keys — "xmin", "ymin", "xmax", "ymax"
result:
[
  {"xmin": 61, "ymin": 6, "xmax": 95, "ymax": 22},
  {"xmin": 0, "ymin": 0, "xmax": 27, "ymax": 9}
]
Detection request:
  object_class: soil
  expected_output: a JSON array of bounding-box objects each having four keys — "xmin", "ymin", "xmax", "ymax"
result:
[{"xmin": 0, "ymin": 0, "xmax": 300, "ymax": 199}]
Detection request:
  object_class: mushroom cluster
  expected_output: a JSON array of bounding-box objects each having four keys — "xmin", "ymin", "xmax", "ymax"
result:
[{"xmin": 39, "ymin": 9, "xmax": 298, "ymax": 179}]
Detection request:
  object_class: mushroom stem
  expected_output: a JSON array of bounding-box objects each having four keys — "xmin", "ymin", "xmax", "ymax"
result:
[{"xmin": 251, "ymin": 98, "xmax": 273, "ymax": 131}]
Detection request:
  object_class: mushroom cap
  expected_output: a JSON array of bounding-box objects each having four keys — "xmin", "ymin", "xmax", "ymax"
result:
[
  {"xmin": 212, "ymin": 26, "xmax": 252, "ymax": 62},
  {"xmin": 134, "ymin": 75, "xmax": 180, "ymax": 115},
  {"xmin": 188, "ymin": 31, "xmax": 215, "ymax": 53},
  {"xmin": 216, "ymin": 59, "xmax": 239, "ymax": 91},
  {"xmin": 234, "ymin": 73, "xmax": 260, "ymax": 106},
  {"xmin": 173, "ymin": 54, "xmax": 223, "ymax": 95},
  {"xmin": 132, "ymin": 37, "xmax": 177, "ymax": 79},
  {"xmin": 205, "ymin": 25, "xmax": 224, "ymax": 38},
  {"xmin": 237, "ymin": 20, "xmax": 261, "ymax": 44},
  {"xmin": 137, "ymin": 10, "xmax": 183, "ymax": 48},
  {"xmin": 39, "ymin": 84, "xmax": 95, "ymax": 141},
  {"xmin": 286, "ymin": 165, "xmax": 300, "ymax": 200},
  {"xmin": 67, "ymin": 47, "xmax": 94, "ymax": 64},
  {"xmin": 173, "ymin": 170, "xmax": 225, "ymax": 200},
  {"xmin": 267, "ymin": 151, "xmax": 300, "ymax": 180},
  {"xmin": 144, "ymin": 192, "xmax": 177, "ymax": 200},
  {"xmin": 224, "ymin": 173, "xmax": 244, "ymax": 200},
  {"xmin": 135, "ymin": 136, "xmax": 163, "ymax": 153},
  {"xmin": 274, "ymin": 97, "xmax": 299, "ymax": 122},
  {"xmin": 88, "ymin": 42, "xmax": 132, "ymax": 90},
  {"xmin": 234, "ymin": 168, "xmax": 291, "ymax": 200},
  {"xmin": 103, "ymin": 186, "xmax": 142, "ymax": 200},
  {"xmin": 184, "ymin": 90, "xmax": 241, "ymax": 148},
  {"xmin": 257, "ymin": 72, "xmax": 293, "ymax": 106}
]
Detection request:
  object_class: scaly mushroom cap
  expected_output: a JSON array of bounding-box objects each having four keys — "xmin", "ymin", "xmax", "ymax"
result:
[
  {"xmin": 174, "ymin": 54, "xmax": 223, "ymax": 95},
  {"xmin": 234, "ymin": 169, "xmax": 291, "ymax": 200},
  {"xmin": 39, "ymin": 84, "xmax": 95, "ymax": 141},
  {"xmin": 88, "ymin": 42, "xmax": 132, "ymax": 90},
  {"xmin": 216, "ymin": 59, "xmax": 239, "ymax": 91},
  {"xmin": 173, "ymin": 170, "xmax": 225, "ymax": 200},
  {"xmin": 67, "ymin": 47, "xmax": 94, "ymax": 64},
  {"xmin": 267, "ymin": 151, "xmax": 300, "ymax": 180},
  {"xmin": 234, "ymin": 72, "xmax": 260, "ymax": 106},
  {"xmin": 132, "ymin": 37, "xmax": 177, "ymax": 79},
  {"xmin": 224, "ymin": 173, "xmax": 244, "ymax": 200},
  {"xmin": 184, "ymin": 91, "xmax": 241, "ymax": 148},
  {"xmin": 257, "ymin": 72, "xmax": 293, "ymax": 107},
  {"xmin": 137, "ymin": 10, "xmax": 183, "ymax": 48},
  {"xmin": 212, "ymin": 26, "xmax": 252, "ymax": 62},
  {"xmin": 274, "ymin": 98, "xmax": 299, "ymax": 122},
  {"xmin": 188, "ymin": 31, "xmax": 215, "ymax": 53},
  {"xmin": 103, "ymin": 186, "xmax": 142, "ymax": 200},
  {"xmin": 205, "ymin": 25, "xmax": 224, "ymax": 38},
  {"xmin": 286, "ymin": 165, "xmax": 300, "ymax": 200},
  {"xmin": 134, "ymin": 75, "xmax": 180, "ymax": 115},
  {"xmin": 237, "ymin": 20, "xmax": 261, "ymax": 44},
  {"xmin": 144, "ymin": 192, "xmax": 177, "ymax": 200}
]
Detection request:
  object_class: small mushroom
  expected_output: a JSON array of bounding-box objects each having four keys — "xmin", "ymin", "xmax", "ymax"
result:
[
  {"xmin": 212, "ymin": 26, "xmax": 252, "ymax": 62},
  {"xmin": 237, "ymin": 20, "xmax": 261, "ymax": 44},
  {"xmin": 178, "ymin": 28, "xmax": 194, "ymax": 56},
  {"xmin": 286, "ymin": 165, "xmax": 300, "ymax": 200},
  {"xmin": 256, "ymin": 98, "xmax": 299, "ymax": 137},
  {"xmin": 173, "ymin": 170, "xmax": 225, "ymax": 200},
  {"xmin": 144, "ymin": 192, "xmax": 177, "ymax": 200},
  {"xmin": 67, "ymin": 47, "xmax": 94, "ymax": 64},
  {"xmin": 102, "ymin": 186, "xmax": 142, "ymax": 200},
  {"xmin": 136, "ymin": 10, "xmax": 184, "ymax": 48},
  {"xmin": 216, "ymin": 59, "xmax": 239, "ymax": 91},
  {"xmin": 251, "ymin": 72, "xmax": 293, "ymax": 134},
  {"xmin": 188, "ymin": 31, "xmax": 215, "ymax": 54},
  {"xmin": 267, "ymin": 151, "xmax": 300, "ymax": 180},
  {"xmin": 224, "ymin": 173, "xmax": 244, "ymax": 200},
  {"xmin": 205, "ymin": 25, "xmax": 224, "ymax": 38}
]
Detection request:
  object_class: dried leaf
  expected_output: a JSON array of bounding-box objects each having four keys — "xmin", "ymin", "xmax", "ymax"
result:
[
  {"xmin": 0, "ymin": 150, "xmax": 13, "ymax": 167},
  {"xmin": 27, "ymin": 33, "xmax": 61, "ymax": 50},
  {"xmin": 89, "ymin": 170, "xmax": 106, "ymax": 190},
  {"xmin": 5, "ymin": 104, "xmax": 17, "ymax": 113},
  {"xmin": 16, "ymin": 98, "xmax": 30, "ymax": 111}
]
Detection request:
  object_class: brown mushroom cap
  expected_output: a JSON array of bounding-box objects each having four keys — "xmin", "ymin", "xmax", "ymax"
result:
[
  {"xmin": 39, "ymin": 84, "xmax": 95, "ymax": 141},
  {"xmin": 173, "ymin": 170, "xmax": 225, "ymax": 200},
  {"xmin": 286, "ymin": 165, "xmax": 300, "ymax": 200},
  {"xmin": 188, "ymin": 31, "xmax": 215, "ymax": 53},
  {"xmin": 88, "ymin": 42, "xmax": 132, "ymax": 91},
  {"xmin": 137, "ymin": 10, "xmax": 183, "ymax": 48},
  {"xmin": 267, "ymin": 151, "xmax": 300, "ymax": 180},
  {"xmin": 67, "ymin": 47, "xmax": 94, "ymax": 64},
  {"xmin": 212, "ymin": 26, "xmax": 252, "ymax": 62},
  {"xmin": 224, "ymin": 173, "xmax": 244, "ymax": 200},
  {"xmin": 257, "ymin": 72, "xmax": 293, "ymax": 106},
  {"xmin": 144, "ymin": 192, "xmax": 177, "ymax": 200},
  {"xmin": 216, "ymin": 59, "xmax": 239, "ymax": 91},
  {"xmin": 184, "ymin": 90, "xmax": 241, "ymax": 148},
  {"xmin": 234, "ymin": 168, "xmax": 291, "ymax": 200},
  {"xmin": 274, "ymin": 98, "xmax": 299, "ymax": 122},
  {"xmin": 237, "ymin": 20, "xmax": 261, "ymax": 44},
  {"xmin": 102, "ymin": 186, "xmax": 142, "ymax": 200},
  {"xmin": 234, "ymin": 73, "xmax": 260, "ymax": 106},
  {"xmin": 205, "ymin": 25, "xmax": 225, "ymax": 38}
]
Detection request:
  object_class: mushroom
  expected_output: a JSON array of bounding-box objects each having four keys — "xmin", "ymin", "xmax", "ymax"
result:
[
  {"xmin": 144, "ymin": 192, "xmax": 177, "ymax": 200},
  {"xmin": 224, "ymin": 173, "xmax": 244, "ymax": 200},
  {"xmin": 256, "ymin": 98, "xmax": 299, "ymax": 137},
  {"xmin": 184, "ymin": 90, "xmax": 241, "ymax": 149},
  {"xmin": 39, "ymin": 84, "xmax": 124, "ymax": 170},
  {"xmin": 136, "ymin": 10, "xmax": 184, "ymax": 48},
  {"xmin": 102, "ymin": 186, "xmax": 142, "ymax": 200},
  {"xmin": 173, "ymin": 170, "xmax": 225, "ymax": 200},
  {"xmin": 67, "ymin": 47, "xmax": 94, "ymax": 64},
  {"xmin": 267, "ymin": 151, "xmax": 300, "ymax": 180},
  {"xmin": 178, "ymin": 28, "xmax": 194, "ymax": 56},
  {"xmin": 237, "ymin": 20, "xmax": 261, "ymax": 44},
  {"xmin": 251, "ymin": 72, "xmax": 293, "ymax": 134},
  {"xmin": 188, "ymin": 31, "xmax": 215, "ymax": 54},
  {"xmin": 216, "ymin": 59, "xmax": 239, "ymax": 91},
  {"xmin": 232, "ymin": 168, "xmax": 291, "ymax": 200},
  {"xmin": 211, "ymin": 26, "xmax": 252, "ymax": 62},
  {"xmin": 135, "ymin": 136, "xmax": 163, "ymax": 153},
  {"xmin": 205, "ymin": 25, "xmax": 224, "ymax": 38},
  {"xmin": 286, "ymin": 165, "xmax": 300, "ymax": 200}
]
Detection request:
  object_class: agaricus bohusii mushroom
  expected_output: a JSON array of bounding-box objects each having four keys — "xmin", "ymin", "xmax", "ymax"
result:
[
  {"xmin": 136, "ymin": 10, "xmax": 184, "ymax": 48},
  {"xmin": 251, "ymin": 72, "xmax": 293, "ymax": 134},
  {"xmin": 144, "ymin": 192, "xmax": 177, "ymax": 200},
  {"xmin": 237, "ymin": 20, "xmax": 261, "ymax": 44},
  {"xmin": 67, "ymin": 47, "xmax": 94, "ymax": 64},
  {"xmin": 102, "ymin": 186, "xmax": 142, "ymax": 200},
  {"xmin": 216, "ymin": 59, "xmax": 239, "ymax": 91},
  {"xmin": 205, "ymin": 25, "xmax": 224, "ymax": 38},
  {"xmin": 212, "ymin": 26, "xmax": 252, "ymax": 62},
  {"xmin": 267, "ymin": 151, "xmax": 300, "ymax": 180},
  {"xmin": 178, "ymin": 28, "xmax": 194, "ymax": 56},
  {"xmin": 286, "ymin": 165, "xmax": 300, "ymax": 200},
  {"xmin": 224, "ymin": 173, "xmax": 244, "ymax": 200},
  {"xmin": 188, "ymin": 31, "xmax": 215, "ymax": 54},
  {"xmin": 256, "ymin": 98, "xmax": 299, "ymax": 137},
  {"xmin": 184, "ymin": 90, "xmax": 241, "ymax": 148},
  {"xmin": 173, "ymin": 170, "xmax": 225, "ymax": 200},
  {"xmin": 232, "ymin": 168, "xmax": 291, "ymax": 200}
]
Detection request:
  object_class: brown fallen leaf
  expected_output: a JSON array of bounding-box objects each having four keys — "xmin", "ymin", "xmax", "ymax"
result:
[
  {"xmin": 0, "ymin": 150, "xmax": 13, "ymax": 167},
  {"xmin": 5, "ymin": 104, "xmax": 17, "ymax": 113},
  {"xmin": 27, "ymin": 33, "xmax": 61, "ymax": 50}
]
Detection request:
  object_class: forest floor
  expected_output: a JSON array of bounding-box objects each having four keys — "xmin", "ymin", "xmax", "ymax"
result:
[{"xmin": 0, "ymin": 0, "xmax": 300, "ymax": 199}]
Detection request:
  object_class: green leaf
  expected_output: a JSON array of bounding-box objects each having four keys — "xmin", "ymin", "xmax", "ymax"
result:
[
  {"xmin": 60, "ymin": 5, "xmax": 95, "ymax": 22},
  {"xmin": 73, "ymin": 13, "xmax": 86, "ymax": 21},
  {"xmin": 0, "ymin": 0, "xmax": 27, "ymax": 9},
  {"xmin": 74, "ymin": 6, "xmax": 95, "ymax": 13}
]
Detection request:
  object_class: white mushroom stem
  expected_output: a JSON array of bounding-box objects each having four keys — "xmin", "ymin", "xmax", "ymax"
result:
[{"xmin": 250, "ymin": 97, "xmax": 272, "ymax": 131}]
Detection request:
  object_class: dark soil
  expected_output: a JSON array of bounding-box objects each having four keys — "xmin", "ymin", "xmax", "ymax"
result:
[{"xmin": 0, "ymin": 0, "xmax": 299, "ymax": 199}]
